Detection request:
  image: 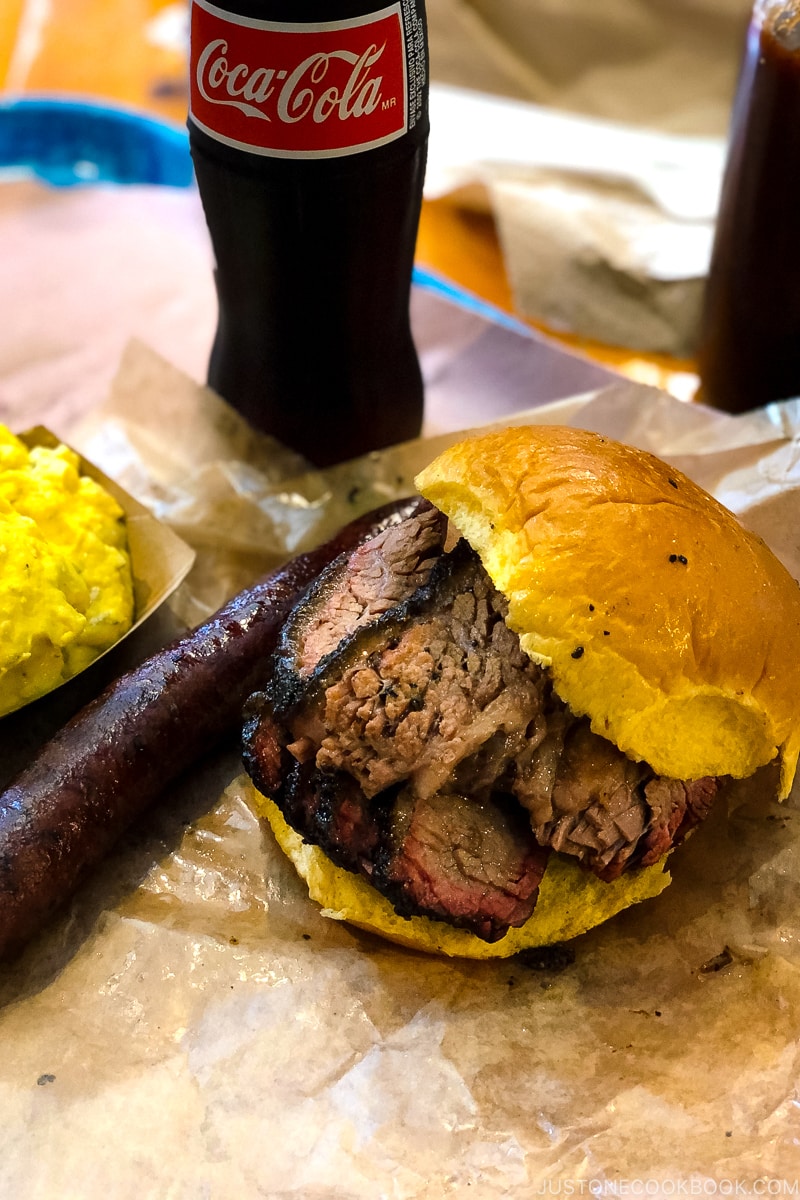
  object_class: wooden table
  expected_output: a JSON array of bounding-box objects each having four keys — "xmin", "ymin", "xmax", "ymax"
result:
[{"xmin": 0, "ymin": 0, "xmax": 694, "ymax": 397}]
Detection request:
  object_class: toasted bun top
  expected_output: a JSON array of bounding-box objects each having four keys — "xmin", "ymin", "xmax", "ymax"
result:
[{"xmin": 415, "ymin": 426, "xmax": 800, "ymax": 797}]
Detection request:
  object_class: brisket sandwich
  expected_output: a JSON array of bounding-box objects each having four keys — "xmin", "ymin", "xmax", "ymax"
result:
[{"xmin": 242, "ymin": 426, "xmax": 800, "ymax": 958}]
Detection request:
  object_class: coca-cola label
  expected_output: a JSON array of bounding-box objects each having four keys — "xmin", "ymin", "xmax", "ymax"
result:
[{"xmin": 190, "ymin": 0, "xmax": 416, "ymax": 158}]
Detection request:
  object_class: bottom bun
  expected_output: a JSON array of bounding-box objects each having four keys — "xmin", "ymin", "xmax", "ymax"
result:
[{"xmin": 253, "ymin": 791, "xmax": 672, "ymax": 959}]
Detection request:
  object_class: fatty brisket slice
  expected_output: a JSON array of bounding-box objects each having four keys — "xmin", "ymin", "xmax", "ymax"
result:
[{"xmin": 243, "ymin": 511, "xmax": 718, "ymax": 943}]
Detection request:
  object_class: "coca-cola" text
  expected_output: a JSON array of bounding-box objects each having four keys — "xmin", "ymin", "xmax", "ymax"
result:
[{"xmin": 196, "ymin": 39, "xmax": 386, "ymax": 125}]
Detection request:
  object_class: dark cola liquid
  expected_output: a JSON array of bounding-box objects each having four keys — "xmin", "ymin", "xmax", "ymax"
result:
[
  {"xmin": 697, "ymin": 5, "xmax": 800, "ymax": 413},
  {"xmin": 188, "ymin": 0, "xmax": 428, "ymax": 466}
]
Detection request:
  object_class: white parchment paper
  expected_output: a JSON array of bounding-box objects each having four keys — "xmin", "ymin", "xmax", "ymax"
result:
[
  {"xmin": 2, "ymin": 346, "xmax": 800, "ymax": 1196},
  {"xmin": 426, "ymin": 83, "xmax": 724, "ymax": 357},
  {"xmin": 424, "ymin": 0, "xmax": 752, "ymax": 354}
]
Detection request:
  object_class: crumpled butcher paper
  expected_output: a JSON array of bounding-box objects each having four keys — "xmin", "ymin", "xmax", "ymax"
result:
[{"xmin": 1, "ymin": 341, "xmax": 800, "ymax": 1197}]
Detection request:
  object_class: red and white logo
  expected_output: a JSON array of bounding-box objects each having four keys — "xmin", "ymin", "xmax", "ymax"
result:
[{"xmin": 189, "ymin": 0, "xmax": 409, "ymax": 158}]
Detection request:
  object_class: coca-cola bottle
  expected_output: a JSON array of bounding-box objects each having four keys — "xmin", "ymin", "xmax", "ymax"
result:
[{"xmin": 188, "ymin": 0, "xmax": 429, "ymax": 466}]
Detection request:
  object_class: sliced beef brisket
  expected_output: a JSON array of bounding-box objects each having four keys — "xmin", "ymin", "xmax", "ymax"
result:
[
  {"xmin": 243, "ymin": 511, "xmax": 719, "ymax": 942},
  {"xmin": 379, "ymin": 788, "xmax": 548, "ymax": 941},
  {"xmin": 295, "ymin": 546, "xmax": 547, "ymax": 801},
  {"xmin": 271, "ymin": 501, "xmax": 447, "ymax": 704}
]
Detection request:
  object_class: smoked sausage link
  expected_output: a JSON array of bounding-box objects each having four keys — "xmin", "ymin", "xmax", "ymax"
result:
[{"xmin": 0, "ymin": 497, "xmax": 425, "ymax": 961}]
